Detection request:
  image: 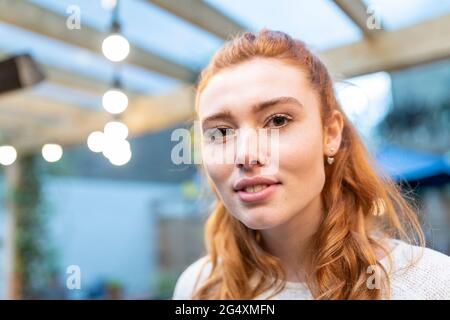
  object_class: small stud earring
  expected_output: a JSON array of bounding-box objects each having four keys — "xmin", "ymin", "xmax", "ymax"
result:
[{"xmin": 327, "ymin": 148, "xmax": 335, "ymax": 165}]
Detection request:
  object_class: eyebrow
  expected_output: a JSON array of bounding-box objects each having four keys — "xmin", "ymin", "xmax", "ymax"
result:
[
  {"xmin": 254, "ymin": 96, "xmax": 303, "ymax": 113},
  {"xmin": 201, "ymin": 96, "xmax": 303, "ymax": 128}
]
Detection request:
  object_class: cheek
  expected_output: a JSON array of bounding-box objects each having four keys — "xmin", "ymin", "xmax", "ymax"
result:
[
  {"xmin": 201, "ymin": 140, "xmax": 237, "ymax": 188},
  {"xmin": 278, "ymin": 123, "xmax": 325, "ymax": 188},
  {"xmin": 203, "ymin": 161, "xmax": 233, "ymax": 190}
]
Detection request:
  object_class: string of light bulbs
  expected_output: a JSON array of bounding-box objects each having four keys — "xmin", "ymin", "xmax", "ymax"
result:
[
  {"xmin": 1, "ymin": 1, "xmax": 132, "ymax": 167},
  {"xmin": 87, "ymin": 0, "xmax": 132, "ymax": 166}
]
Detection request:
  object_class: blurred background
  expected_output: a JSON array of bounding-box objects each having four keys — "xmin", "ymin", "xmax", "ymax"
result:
[{"xmin": 0, "ymin": 0, "xmax": 449, "ymax": 299}]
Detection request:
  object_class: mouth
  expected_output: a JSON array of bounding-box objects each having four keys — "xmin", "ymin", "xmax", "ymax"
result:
[
  {"xmin": 236, "ymin": 183, "xmax": 281, "ymax": 203},
  {"xmin": 233, "ymin": 179, "xmax": 282, "ymax": 203}
]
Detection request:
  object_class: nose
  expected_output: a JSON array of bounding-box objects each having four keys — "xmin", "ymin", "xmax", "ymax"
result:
[{"xmin": 235, "ymin": 128, "xmax": 265, "ymax": 170}]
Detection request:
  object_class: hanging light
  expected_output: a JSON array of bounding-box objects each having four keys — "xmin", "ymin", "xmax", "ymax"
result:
[
  {"xmin": 104, "ymin": 121, "xmax": 128, "ymax": 140},
  {"xmin": 42, "ymin": 143, "xmax": 63, "ymax": 163},
  {"xmin": 87, "ymin": 131, "xmax": 106, "ymax": 153},
  {"xmin": 102, "ymin": 34, "xmax": 129, "ymax": 62},
  {"xmin": 102, "ymin": 89, "xmax": 128, "ymax": 114},
  {"xmin": 109, "ymin": 147, "xmax": 131, "ymax": 166},
  {"xmin": 102, "ymin": 138, "xmax": 132, "ymax": 166},
  {"xmin": 0, "ymin": 145, "xmax": 17, "ymax": 166},
  {"xmin": 102, "ymin": 2, "xmax": 129, "ymax": 63}
]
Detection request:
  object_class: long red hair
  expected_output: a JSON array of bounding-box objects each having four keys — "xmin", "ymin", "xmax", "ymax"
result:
[{"xmin": 193, "ymin": 29, "xmax": 424, "ymax": 299}]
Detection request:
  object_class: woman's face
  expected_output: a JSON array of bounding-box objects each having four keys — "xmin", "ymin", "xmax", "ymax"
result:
[{"xmin": 198, "ymin": 58, "xmax": 342, "ymax": 230}]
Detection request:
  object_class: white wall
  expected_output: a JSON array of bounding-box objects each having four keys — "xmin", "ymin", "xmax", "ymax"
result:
[{"xmin": 0, "ymin": 175, "xmax": 189, "ymax": 299}]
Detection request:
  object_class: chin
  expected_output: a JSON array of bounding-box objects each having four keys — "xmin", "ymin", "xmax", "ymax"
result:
[{"xmin": 237, "ymin": 210, "xmax": 283, "ymax": 230}]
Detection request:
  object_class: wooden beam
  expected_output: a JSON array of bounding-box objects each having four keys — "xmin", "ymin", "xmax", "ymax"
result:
[
  {"xmin": 0, "ymin": 85, "xmax": 195, "ymax": 137},
  {"xmin": 0, "ymin": 86, "xmax": 195, "ymax": 154},
  {"xmin": 0, "ymin": 91, "xmax": 97, "ymax": 122},
  {"xmin": 122, "ymin": 85, "xmax": 195, "ymax": 136},
  {"xmin": 0, "ymin": 51, "xmax": 138, "ymax": 96},
  {"xmin": 0, "ymin": 0, "xmax": 196, "ymax": 82},
  {"xmin": 45, "ymin": 66, "xmax": 111, "ymax": 95},
  {"xmin": 332, "ymin": 0, "xmax": 382, "ymax": 37},
  {"xmin": 0, "ymin": 92, "xmax": 108, "ymax": 153},
  {"xmin": 44, "ymin": 66, "xmax": 139, "ymax": 100},
  {"xmin": 148, "ymin": 0, "xmax": 245, "ymax": 40},
  {"xmin": 319, "ymin": 14, "xmax": 450, "ymax": 78}
]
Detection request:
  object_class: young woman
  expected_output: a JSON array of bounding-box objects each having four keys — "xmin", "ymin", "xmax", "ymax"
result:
[{"xmin": 173, "ymin": 30, "xmax": 450, "ymax": 300}]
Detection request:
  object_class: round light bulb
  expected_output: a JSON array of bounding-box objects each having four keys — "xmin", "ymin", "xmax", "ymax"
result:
[
  {"xmin": 102, "ymin": 89, "xmax": 128, "ymax": 114},
  {"xmin": 0, "ymin": 145, "xmax": 17, "ymax": 166},
  {"xmin": 108, "ymin": 147, "xmax": 132, "ymax": 166},
  {"xmin": 102, "ymin": 139, "xmax": 132, "ymax": 166},
  {"xmin": 42, "ymin": 144, "xmax": 63, "ymax": 163},
  {"xmin": 87, "ymin": 131, "xmax": 105, "ymax": 153},
  {"xmin": 102, "ymin": 34, "xmax": 130, "ymax": 62},
  {"xmin": 104, "ymin": 121, "xmax": 128, "ymax": 140}
]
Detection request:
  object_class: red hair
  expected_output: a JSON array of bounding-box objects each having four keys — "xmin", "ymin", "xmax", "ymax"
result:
[{"xmin": 193, "ymin": 29, "xmax": 424, "ymax": 299}]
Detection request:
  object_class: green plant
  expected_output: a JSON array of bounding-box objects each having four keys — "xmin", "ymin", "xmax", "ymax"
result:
[{"xmin": 8, "ymin": 154, "xmax": 56, "ymax": 299}]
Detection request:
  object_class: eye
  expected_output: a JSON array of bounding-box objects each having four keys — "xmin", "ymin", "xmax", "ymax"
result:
[
  {"xmin": 205, "ymin": 127, "xmax": 235, "ymax": 143},
  {"xmin": 265, "ymin": 114, "xmax": 292, "ymax": 128}
]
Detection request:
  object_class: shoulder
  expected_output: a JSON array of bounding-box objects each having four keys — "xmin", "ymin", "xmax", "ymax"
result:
[
  {"xmin": 384, "ymin": 240, "xmax": 450, "ymax": 299},
  {"xmin": 172, "ymin": 256, "xmax": 213, "ymax": 300}
]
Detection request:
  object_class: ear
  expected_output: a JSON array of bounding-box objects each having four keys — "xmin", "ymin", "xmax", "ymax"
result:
[{"xmin": 323, "ymin": 110, "xmax": 344, "ymax": 157}]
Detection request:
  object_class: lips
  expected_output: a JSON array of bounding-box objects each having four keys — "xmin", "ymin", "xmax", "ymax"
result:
[{"xmin": 233, "ymin": 176, "xmax": 281, "ymax": 203}]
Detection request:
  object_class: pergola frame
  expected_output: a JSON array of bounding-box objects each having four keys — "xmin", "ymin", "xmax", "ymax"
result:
[{"xmin": 0, "ymin": 0, "xmax": 449, "ymax": 153}]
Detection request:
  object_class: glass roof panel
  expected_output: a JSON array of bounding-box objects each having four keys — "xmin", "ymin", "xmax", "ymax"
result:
[
  {"xmin": 30, "ymin": 0, "xmax": 224, "ymax": 69},
  {"xmin": 0, "ymin": 22, "xmax": 179, "ymax": 94},
  {"xmin": 362, "ymin": 0, "xmax": 450, "ymax": 30},
  {"xmin": 204, "ymin": 0, "xmax": 363, "ymax": 50}
]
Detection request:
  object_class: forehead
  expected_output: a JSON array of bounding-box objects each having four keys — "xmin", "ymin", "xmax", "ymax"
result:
[{"xmin": 198, "ymin": 58, "xmax": 315, "ymax": 119}]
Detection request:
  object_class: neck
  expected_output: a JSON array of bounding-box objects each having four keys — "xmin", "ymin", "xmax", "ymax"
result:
[{"xmin": 259, "ymin": 194, "xmax": 323, "ymax": 282}]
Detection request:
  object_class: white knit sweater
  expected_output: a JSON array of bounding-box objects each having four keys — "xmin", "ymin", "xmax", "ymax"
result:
[{"xmin": 172, "ymin": 239, "xmax": 450, "ymax": 300}]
